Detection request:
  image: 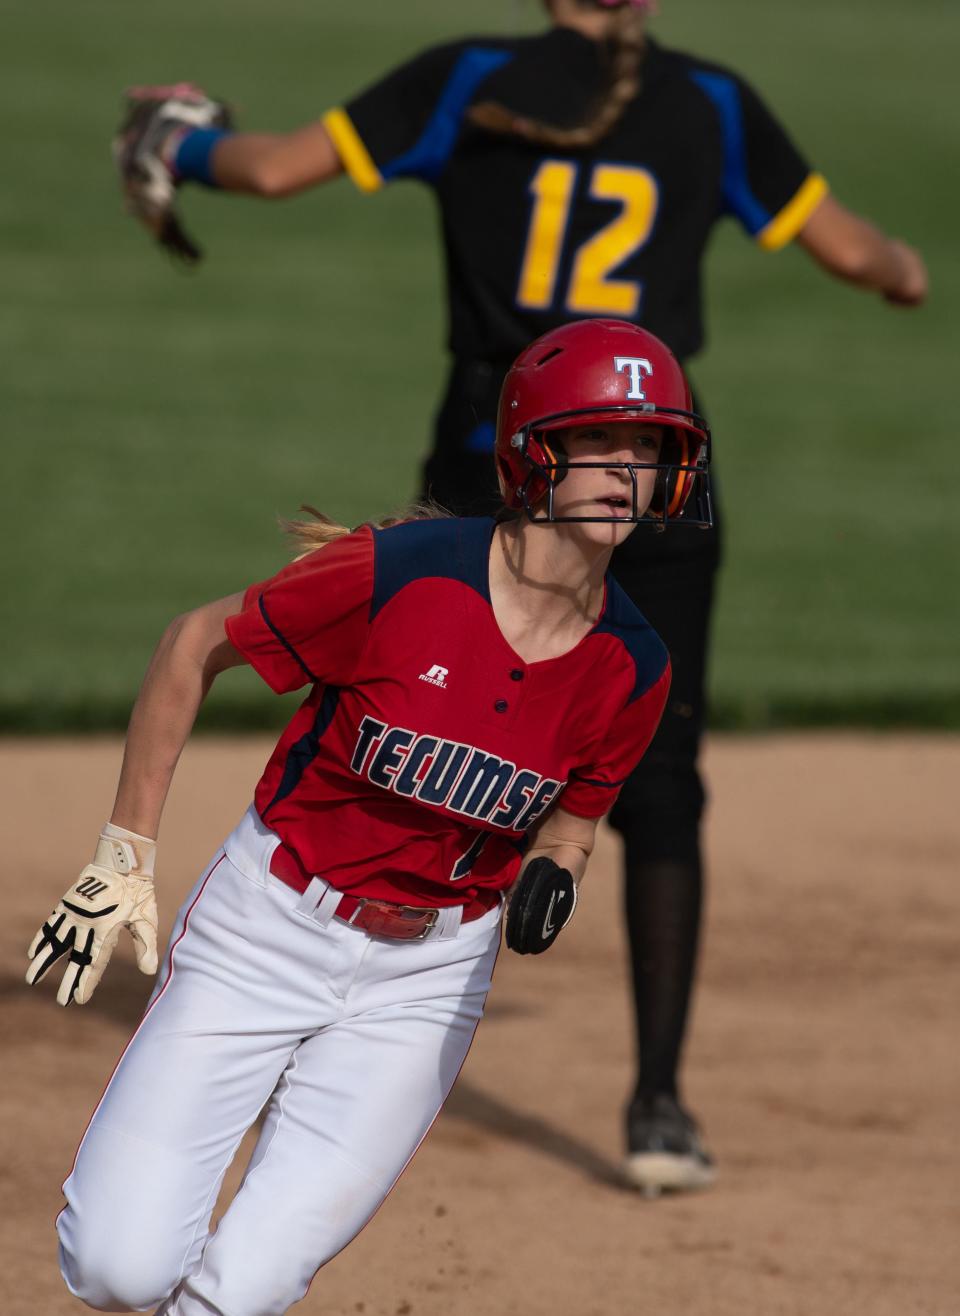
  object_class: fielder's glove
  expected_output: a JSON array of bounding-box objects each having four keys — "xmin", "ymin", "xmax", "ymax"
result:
[
  {"xmin": 112, "ymin": 82, "xmax": 234, "ymax": 264},
  {"xmin": 26, "ymin": 825, "xmax": 159, "ymax": 1006},
  {"xmin": 505, "ymin": 857, "xmax": 578, "ymax": 955}
]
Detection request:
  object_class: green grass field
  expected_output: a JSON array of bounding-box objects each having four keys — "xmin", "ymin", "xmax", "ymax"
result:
[{"xmin": 1, "ymin": 0, "xmax": 956, "ymax": 731}]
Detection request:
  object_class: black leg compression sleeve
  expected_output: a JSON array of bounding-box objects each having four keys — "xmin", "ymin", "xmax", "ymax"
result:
[{"xmin": 623, "ymin": 853, "xmax": 703, "ymax": 1102}]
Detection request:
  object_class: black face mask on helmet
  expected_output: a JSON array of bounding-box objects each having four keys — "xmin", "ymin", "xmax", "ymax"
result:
[{"xmin": 513, "ymin": 411, "xmax": 713, "ymax": 527}]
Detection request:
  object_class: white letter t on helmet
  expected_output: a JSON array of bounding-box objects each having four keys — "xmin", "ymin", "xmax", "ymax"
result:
[{"xmin": 614, "ymin": 356, "xmax": 654, "ymax": 400}]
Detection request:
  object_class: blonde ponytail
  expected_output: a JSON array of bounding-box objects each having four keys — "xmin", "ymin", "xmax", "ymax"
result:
[
  {"xmin": 281, "ymin": 502, "xmax": 452, "ymax": 561},
  {"xmin": 468, "ymin": 5, "xmax": 646, "ymax": 151}
]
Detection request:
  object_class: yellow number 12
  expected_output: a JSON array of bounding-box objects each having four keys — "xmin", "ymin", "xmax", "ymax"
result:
[{"xmin": 516, "ymin": 160, "xmax": 659, "ymax": 317}]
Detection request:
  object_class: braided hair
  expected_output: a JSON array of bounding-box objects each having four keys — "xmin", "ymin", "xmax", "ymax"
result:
[{"xmin": 467, "ymin": 0, "xmax": 648, "ymax": 151}]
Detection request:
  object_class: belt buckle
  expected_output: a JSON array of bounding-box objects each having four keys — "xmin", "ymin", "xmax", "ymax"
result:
[
  {"xmin": 405, "ymin": 905, "xmax": 439, "ymax": 940},
  {"xmin": 348, "ymin": 899, "xmax": 441, "ymax": 941}
]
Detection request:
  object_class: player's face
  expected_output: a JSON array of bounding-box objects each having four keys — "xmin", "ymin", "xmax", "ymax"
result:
[{"xmin": 545, "ymin": 421, "xmax": 663, "ymax": 543}]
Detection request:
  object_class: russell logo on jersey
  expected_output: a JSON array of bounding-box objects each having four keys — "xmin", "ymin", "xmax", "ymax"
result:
[{"xmin": 349, "ymin": 715, "xmax": 563, "ymax": 832}]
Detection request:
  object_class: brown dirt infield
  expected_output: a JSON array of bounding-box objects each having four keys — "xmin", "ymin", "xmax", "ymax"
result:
[{"xmin": 2, "ymin": 735, "xmax": 958, "ymax": 1316}]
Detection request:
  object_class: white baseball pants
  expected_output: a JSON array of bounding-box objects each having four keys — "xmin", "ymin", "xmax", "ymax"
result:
[{"xmin": 58, "ymin": 807, "xmax": 502, "ymax": 1315}]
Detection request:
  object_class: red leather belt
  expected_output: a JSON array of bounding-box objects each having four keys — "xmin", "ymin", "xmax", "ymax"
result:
[{"xmin": 269, "ymin": 843, "xmax": 494, "ymax": 940}]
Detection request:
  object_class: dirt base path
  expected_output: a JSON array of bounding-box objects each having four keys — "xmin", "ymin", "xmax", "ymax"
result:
[{"xmin": 2, "ymin": 735, "xmax": 957, "ymax": 1316}]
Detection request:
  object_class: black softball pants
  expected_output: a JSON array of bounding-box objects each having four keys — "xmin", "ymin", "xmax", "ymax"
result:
[{"xmin": 422, "ymin": 358, "xmax": 721, "ymax": 1107}]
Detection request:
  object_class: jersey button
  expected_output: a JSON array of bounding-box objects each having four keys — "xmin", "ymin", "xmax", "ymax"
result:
[
  {"xmin": 494, "ymin": 699, "xmax": 509, "ymax": 713},
  {"xmin": 510, "ymin": 669, "xmax": 524, "ymax": 681}
]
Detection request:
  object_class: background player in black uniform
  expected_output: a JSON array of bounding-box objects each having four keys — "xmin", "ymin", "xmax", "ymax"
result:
[{"xmin": 120, "ymin": 0, "xmax": 927, "ymax": 1194}]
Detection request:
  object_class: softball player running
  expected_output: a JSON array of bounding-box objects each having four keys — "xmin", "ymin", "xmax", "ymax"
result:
[
  {"xmin": 27, "ymin": 320, "xmax": 710, "ymax": 1316},
  {"xmin": 112, "ymin": 0, "xmax": 927, "ymax": 1194}
]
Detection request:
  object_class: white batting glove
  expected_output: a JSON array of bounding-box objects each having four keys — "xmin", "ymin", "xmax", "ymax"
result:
[{"xmin": 26, "ymin": 824, "xmax": 159, "ymax": 1006}]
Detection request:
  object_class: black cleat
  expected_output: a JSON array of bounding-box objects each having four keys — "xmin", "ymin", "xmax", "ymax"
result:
[{"xmin": 624, "ymin": 1094, "xmax": 716, "ymax": 1196}]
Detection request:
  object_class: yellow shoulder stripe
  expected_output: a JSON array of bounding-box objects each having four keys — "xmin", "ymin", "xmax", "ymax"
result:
[
  {"xmin": 757, "ymin": 172, "xmax": 829, "ymax": 252},
  {"xmin": 322, "ymin": 107, "xmax": 383, "ymax": 194}
]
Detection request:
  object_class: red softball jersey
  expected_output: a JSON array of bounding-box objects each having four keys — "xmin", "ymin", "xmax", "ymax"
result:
[{"xmin": 225, "ymin": 516, "xmax": 670, "ymax": 908}]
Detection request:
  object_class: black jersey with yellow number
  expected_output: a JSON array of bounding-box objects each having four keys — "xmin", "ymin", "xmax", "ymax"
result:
[{"xmin": 323, "ymin": 28, "xmax": 826, "ymax": 364}]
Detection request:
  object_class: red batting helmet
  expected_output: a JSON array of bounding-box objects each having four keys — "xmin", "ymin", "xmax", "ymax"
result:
[{"xmin": 495, "ymin": 319, "xmax": 712, "ymax": 526}]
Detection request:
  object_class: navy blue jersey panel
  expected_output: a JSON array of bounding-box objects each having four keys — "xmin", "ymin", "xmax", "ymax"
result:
[
  {"xmin": 370, "ymin": 517, "xmax": 494, "ymax": 620},
  {"xmin": 261, "ymin": 686, "xmax": 342, "ymax": 819},
  {"xmin": 596, "ymin": 576, "xmax": 670, "ymax": 704}
]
